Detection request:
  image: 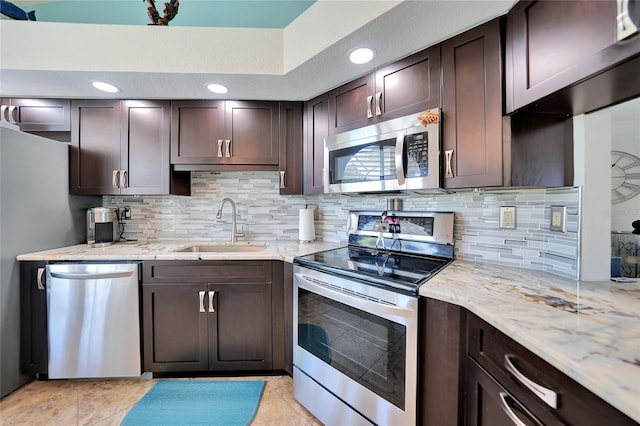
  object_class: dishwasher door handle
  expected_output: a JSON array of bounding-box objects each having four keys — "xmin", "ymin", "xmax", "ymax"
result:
[{"xmin": 49, "ymin": 271, "xmax": 134, "ymax": 280}]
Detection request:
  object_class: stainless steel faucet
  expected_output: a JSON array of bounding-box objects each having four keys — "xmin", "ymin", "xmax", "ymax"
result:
[{"xmin": 216, "ymin": 198, "xmax": 245, "ymax": 242}]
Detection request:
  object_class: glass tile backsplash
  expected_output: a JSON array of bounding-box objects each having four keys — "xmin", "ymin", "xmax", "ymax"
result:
[{"xmin": 104, "ymin": 171, "xmax": 580, "ymax": 279}]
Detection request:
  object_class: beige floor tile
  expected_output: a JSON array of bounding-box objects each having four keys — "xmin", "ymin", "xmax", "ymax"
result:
[{"xmin": 0, "ymin": 374, "xmax": 319, "ymax": 426}]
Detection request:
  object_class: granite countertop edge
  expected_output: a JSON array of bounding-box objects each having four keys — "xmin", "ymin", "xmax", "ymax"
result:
[{"xmin": 16, "ymin": 242, "xmax": 640, "ymax": 422}]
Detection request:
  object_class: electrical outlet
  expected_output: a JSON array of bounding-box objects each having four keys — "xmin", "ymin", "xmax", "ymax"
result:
[
  {"xmin": 123, "ymin": 207, "xmax": 132, "ymax": 220},
  {"xmin": 550, "ymin": 206, "xmax": 567, "ymax": 232},
  {"xmin": 499, "ymin": 206, "xmax": 517, "ymax": 229}
]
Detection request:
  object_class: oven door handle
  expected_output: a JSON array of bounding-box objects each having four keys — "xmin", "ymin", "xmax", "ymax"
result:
[
  {"xmin": 395, "ymin": 130, "xmax": 406, "ymax": 186},
  {"xmin": 295, "ymin": 273, "xmax": 415, "ymax": 318}
]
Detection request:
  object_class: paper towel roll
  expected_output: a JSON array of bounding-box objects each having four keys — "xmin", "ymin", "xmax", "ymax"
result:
[{"xmin": 299, "ymin": 208, "xmax": 316, "ymax": 242}]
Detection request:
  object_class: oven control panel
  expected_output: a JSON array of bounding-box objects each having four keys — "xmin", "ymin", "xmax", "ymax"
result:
[{"xmin": 347, "ymin": 210, "xmax": 454, "ymax": 245}]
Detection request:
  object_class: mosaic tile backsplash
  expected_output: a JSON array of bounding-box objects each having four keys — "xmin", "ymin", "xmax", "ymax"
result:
[{"xmin": 104, "ymin": 171, "xmax": 581, "ymax": 278}]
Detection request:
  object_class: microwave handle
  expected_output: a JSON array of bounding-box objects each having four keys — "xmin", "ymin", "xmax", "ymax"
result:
[{"xmin": 395, "ymin": 131, "xmax": 406, "ymax": 186}]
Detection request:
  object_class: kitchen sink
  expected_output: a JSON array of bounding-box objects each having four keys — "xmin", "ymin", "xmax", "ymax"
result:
[{"xmin": 176, "ymin": 243, "xmax": 267, "ymax": 253}]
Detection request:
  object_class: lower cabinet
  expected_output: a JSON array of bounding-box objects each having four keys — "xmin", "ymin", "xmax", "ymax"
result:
[
  {"xmin": 465, "ymin": 313, "xmax": 636, "ymax": 426},
  {"xmin": 142, "ymin": 260, "xmax": 283, "ymax": 373},
  {"xmin": 19, "ymin": 261, "xmax": 48, "ymax": 375}
]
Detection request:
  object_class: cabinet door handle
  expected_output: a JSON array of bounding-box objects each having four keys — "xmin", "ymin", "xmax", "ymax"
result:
[
  {"xmin": 279, "ymin": 171, "xmax": 286, "ymax": 188},
  {"xmin": 444, "ymin": 150, "xmax": 454, "ymax": 178},
  {"xmin": 199, "ymin": 290, "xmax": 206, "ymax": 313},
  {"xmin": 119, "ymin": 170, "xmax": 128, "ymax": 189},
  {"xmin": 498, "ymin": 392, "xmax": 543, "ymax": 426},
  {"xmin": 0, "ymin": 105, "xmax": 8, "ymax": 122},
  {"xmin": 112, "ymin": 170, "xmax": 120, "ymax": 189},
  {"xmin": 375, "ymin": 92, "xmax": 382, "ymax": 116},
  {"xmin": 37, "ymin": 267, "xmax": 45, "ymax": 290},
  {"xmin": 7, "ymin": 105, "xmax": 17, "ymax": 123},
  {"xmin": 504, "ymin": 354, "xmax": 558, "ymax": 409},
  {"xmin": 225, "ymin": 140, "xmax": 231, "ymax": 157},
  {"xmin": 208, "ymin": 290, "xmax": 216, "ymax": 313},
  {"xmin": 217, "ymin": 140, "xmax": 223, "ymax": 158},
  {"xmin": 366, "ymin": 95, "xmax": 373, "ymax": 119}
]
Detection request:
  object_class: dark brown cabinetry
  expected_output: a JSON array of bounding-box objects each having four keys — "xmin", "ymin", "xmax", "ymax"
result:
[
  {"xmin": 171, "ymin": 101, "xmax": 278, "ymax": 169},
  {"xmin": 70, "ymin": 100, "xmax": 173, "ymax": 195},
  {"xmin": 278, "ymin": 102, "xmax": 303, "ymax": 195},
  {"xmin": 442, "ymin": 18, "xmax": 504, "ymax": 189},
  {"xmin": 303, "ymin": 93, "xmax": 329, "ymax": 194},
  {"xmin": 327, "ymin": 45, "xmax": 441, "ymax": 135},
  {"xmin": 142, "ymin": 261, "xmax": 282, "ymax": 373},
  {"xmin": 466, "ymin": 313, "xmax": 636, "ymax": 426},
  {"xmin": 19, "ymin": 261, "xmax": 48, "ymax": 375},
  {"xmin": 1, "ymin": 98, "xmax": 70, "ymax": 132},
  {"xmin": 505, "ymin": 0, "xmax": 640, "ymax": 115},
  {"xmin": 418, "ymin": 297, "xmax": 464, "ymax": 426}
]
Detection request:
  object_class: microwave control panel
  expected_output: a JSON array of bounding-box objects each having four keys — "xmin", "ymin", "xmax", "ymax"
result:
[{"xmin": 405, "ymin": 131, "xmax": 429, "ymax": 178}]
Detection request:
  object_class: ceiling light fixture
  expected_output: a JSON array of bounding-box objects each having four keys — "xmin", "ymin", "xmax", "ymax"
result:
[
  {"xmin": 207, "ymin": 83, "xmax": 228, "ymax": 94},
  {"xmin": 91, "ymin": 81, "xmax": 119, "ymax": 93},
  {"xmin": 349, "ymin": 47, "xmax": 375, "ymax": 65}
]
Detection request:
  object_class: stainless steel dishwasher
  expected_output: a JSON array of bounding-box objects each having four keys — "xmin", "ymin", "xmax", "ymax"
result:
[{"xmin": 46, "ymin": 263, "xmax": 142, "ymax": 379}]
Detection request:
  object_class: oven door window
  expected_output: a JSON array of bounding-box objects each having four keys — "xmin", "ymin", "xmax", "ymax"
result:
[
  {"xmin": 329, "ymin": 138, "xmax": 397, "ymax": 184},
  {"xmin": 297, "ymin": 288, "xmax": 406, "ymax": 409}
]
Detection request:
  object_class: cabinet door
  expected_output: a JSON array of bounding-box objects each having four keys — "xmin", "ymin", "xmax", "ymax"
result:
[
  {"xmin": 170, "ymin": 100, "xmax": 225, "ymax": 164},
  {"xmin": 225, "ymin": 101, "xmax": 279, "ymax": 166},
  {"xmin": 70, "ymin": 100, "xmax": 121, "ymax": 195},
  {"xmin": 505, "ymin": 0, "xmax": 640, "ymax": 114},
  {"xmin": 121, "ymin": 100, "xmax": 170, "ymax": 195},
  {"xmin": 328, "ymin": 73, "xmax": 376, "ymax": 135},
  {"xmin": 208, "ymin": 282, "xmax": 273, "ymax": 371},
  {"xmin": 142, "ymin": 283, "xmax": 209, "ymax": 372},
  {"xmin": 442, "ymin": 18, "xmax": 504, "ymax": 189},
  {"xmin": 465, "ymin": 357, "xmax": 552, "ymax": 426},
  {"xmin": 375, "ymin": 45, "xmax": 441, "ymax": 121},
  {"xmin": 20, "ymin": 262, "xmax": 48, "ymax": 375},
  {"xmin": 418, "ymin": 297, "xmax": 462, "ymax": 426},
  {"xmin": 303, "ymin": 93, "xmax": 329, "ymax": 194},
  {"xmin": 3, "ymin": 98, "xmax": 71, "ymax": 132},
  {"xmin": 278, "ymin": 102, "xmax": 303, "ymax": 195}
]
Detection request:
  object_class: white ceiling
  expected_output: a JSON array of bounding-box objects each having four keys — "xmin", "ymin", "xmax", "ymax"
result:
[{"xmin": 0, "ymin": 1, "xmax": 517, "ymax": 101}]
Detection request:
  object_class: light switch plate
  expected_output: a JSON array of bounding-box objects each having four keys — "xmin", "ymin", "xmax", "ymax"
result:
[
  {"xmin": 499, "ymin": 206, "xmax": 517, "ymax": 229},
  {"xmin": 550, "ymin": 206, "xmax": 567, "ymax": 232}
]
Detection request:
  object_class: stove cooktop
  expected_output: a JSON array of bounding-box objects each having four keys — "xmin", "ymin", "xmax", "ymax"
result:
[{"xmin": 294, "ymin": 246, "xmax": 451, "ymax": 294}]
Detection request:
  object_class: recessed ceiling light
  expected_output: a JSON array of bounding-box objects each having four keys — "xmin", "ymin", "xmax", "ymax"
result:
[
  {"xmin": 207, "ymin": 83, "xmax": 228, "ymax": 94},
  {"xmin": 91, "ymin": 81, "xmax": 119, "ymax": 93},
  {"xmin": 349, "ymin": 47, "xmax": 375, "ymax": 65}
]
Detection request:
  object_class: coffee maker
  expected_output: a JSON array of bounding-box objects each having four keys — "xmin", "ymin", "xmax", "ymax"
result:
[{"xmin": 86, "ymin": 207, "xmax": 119, "ymax": 247}]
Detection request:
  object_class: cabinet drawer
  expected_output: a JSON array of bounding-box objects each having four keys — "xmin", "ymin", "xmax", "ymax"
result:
[
  {"xmin": 143, "ymin": 260, "xmax": 273, "ymax": 284},
  {"xmin": 467, "ymin": 313, "xmax": 635, "ymax": 425}
]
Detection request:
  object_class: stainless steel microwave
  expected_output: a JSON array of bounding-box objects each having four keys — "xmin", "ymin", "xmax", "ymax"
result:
[{"xmin": 323, "ymin": 110, "xmax": 440, "ymax": 193}]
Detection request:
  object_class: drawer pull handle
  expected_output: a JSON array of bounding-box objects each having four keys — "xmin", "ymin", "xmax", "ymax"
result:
[
  {"xmin": 445, "ymin": 150, "xmax": 454, "ymax": 178},
  {"xmin": 366, "ymin": 95, "xmax": 373, "ymax": 119},
  {"xmin": 499, "ymin": 392, "xmax": 543, "ymax": 426},
  {"xmin": 217, "ymin": 140, "xmax": 223, "ymax": 158},
  {"xmin": 504, "ymin": 354, "xmax": 558, "ymax": 409},
  {"xmin": 199, "ymin": 290, "xmax": 206, "ymax": 313}
]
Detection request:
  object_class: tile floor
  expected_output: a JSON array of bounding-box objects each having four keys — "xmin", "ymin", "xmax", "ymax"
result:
[{"xmin": 0, "ymin": 375, "xmax": 322, "ymax": 425}]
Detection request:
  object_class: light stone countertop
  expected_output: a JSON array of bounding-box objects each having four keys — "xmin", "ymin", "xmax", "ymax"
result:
[
  {"xmin": 16, "ymin": 239, "xmax": 341, "ymax": 263},
  {"xmin": 17, "ymin": 242, "xmax": 640, "ymax": 422},
  {"xmin": 420, "ymin": 259, "xmax": 640, "ymax": 423}
]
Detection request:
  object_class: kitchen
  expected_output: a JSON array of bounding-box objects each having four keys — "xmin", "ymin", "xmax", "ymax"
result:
[{"xmin": 1, "ymin": 0, "xmax": 640, "ymax": 425}]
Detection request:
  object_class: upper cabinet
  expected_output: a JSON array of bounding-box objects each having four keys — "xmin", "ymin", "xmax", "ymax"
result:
[
  {"xmin": 303, "ymin": 93, "xmax": 329, "ymax": 195},
  {"xmin": 442, "ymin": 19, "xmax": 505, "ymax": 189},
  {"xmin": 171, "ymin": 100, "xmax": 278, "ymax": 169},
  {"xmin": 1, "ymin": 98, "xmax": 70, "ymax": 132},
  {"xmin": 70, "ymin": 100, "xmax": 173, "ymax": 195},
  {"xmin": 327, "ymin": 45, "xmax": 441, "ymax": 135},
  {"xmin": 278, "ymin": 102, "xmax": 303, "ymax": 195},
  {"xmin": 505, "ymin": 0, "xmax": 640, "ymax": 115}
]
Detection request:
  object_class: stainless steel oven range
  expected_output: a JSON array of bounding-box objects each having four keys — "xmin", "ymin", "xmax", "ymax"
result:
[{"xmin": 293, "ymin": 210, "xmax": 455, "ymax": 425}]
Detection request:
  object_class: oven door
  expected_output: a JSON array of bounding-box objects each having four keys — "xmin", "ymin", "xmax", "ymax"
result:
[{"xmin": 293, "ymin": 266, "xmax": 418, "ymax": 426}]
